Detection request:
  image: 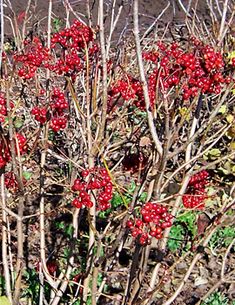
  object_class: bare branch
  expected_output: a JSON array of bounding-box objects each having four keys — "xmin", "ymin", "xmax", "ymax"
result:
[{"xmin": 133, "ymin": 0, "xmax": 163, "ymax": 157}]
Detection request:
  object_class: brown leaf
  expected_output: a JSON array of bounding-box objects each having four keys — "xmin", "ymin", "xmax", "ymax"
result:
[
  {"xmin": 139, "ymin": 136, "xmax": 151, "ymax": 147},
  {"xmin": 197, "ymin": 213, "xmax": 211, "ymax": 235}
]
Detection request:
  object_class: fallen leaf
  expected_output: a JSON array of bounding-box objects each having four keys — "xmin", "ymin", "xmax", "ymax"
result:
[
  {"xmin": 194, "ymin": 276, "xmax": 208, "ymax": 286},
  {"xmin": 0, "ymin": 296, "xmax": 11, "ymax": 305},
  {"xmin": 139, "ymin": 136, "xmax": 151, "ymax": 147}
]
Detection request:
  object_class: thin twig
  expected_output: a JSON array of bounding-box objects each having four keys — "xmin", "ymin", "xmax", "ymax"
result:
[
  {"xmin": 140, "ymin": 1, "xmax": 170, "ymax": 42},
  {"xmin": 96, "ymin": 0, "xmax": 108, "ymax": 152},
  {"xmin": 0, "ymin": 0, "xmax": 4, "ymax": 69},
  {"xmin": 176, "ymin": 0, "xmax": 191, "ymax": 17},
  {"xmin": 106, "ymin": 0, "xmax": 123, "ymax": 57},
  {"xmin": 133, "ymin": 0, "xmax": 163, "ymax": 157},
  {"xmin": 218, "ymin": 0, "xmax": 229, "ymax": 43},
  {"xmin": 21, "ymin": 0, "xmax": 31, "ymax": 47},
  {"xmin": 221, "ymin": 238, "xmax": 235, "ymax": 281},
  {"xmin": 1, "ymin": 174, "xmax": 13, "ymax": 303}
]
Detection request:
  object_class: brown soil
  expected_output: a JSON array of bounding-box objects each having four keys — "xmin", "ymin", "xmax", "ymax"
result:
[{"xmin": 3, "ymin": 0, "xmax": 210, "ymax": 41}]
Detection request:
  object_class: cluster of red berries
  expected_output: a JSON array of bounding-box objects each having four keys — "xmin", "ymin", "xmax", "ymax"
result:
[
  {"xmin": 31, "ymin": 107, "xmax": 48, "ymax": 125},
  {"xmin": 231, "ymin": 57, "xmax": 235, "ymax": 67},
  {"xmin": 50, "ymin": 88, "xmax": 68, "ymax": 132},
  {"xmin": 109, "ymin": 79, "xmax": 136, "ymax": 101},
  {"xmin": 108, "ymin": 38, "xmax": 232, "ymax": 110},
  {"xmin": 142, "ymin": 50, "xmax": 159, "ymax": 63},
  {"xmin": 48, "ymin": 20, "xmax": 95, "ymax": 76},
  {"xmin": 4, "ymin": 172, "xmax": 18, "ymax": 190},
  {"xmin": 47, "ymin": 51, "xmax": 81, "ymax": 75},
  {"xmin": 0, "ymin": 133, "xmax": 27, "ymax": 168},
  {"xmin": 15, "ymin": 133, "xmax": 27, "ymax": 155},
  {"xmin": 108, "ymin": 77, "xmax": 148, "ymax": 109},
  {"xmin": 0, "ymin": 92, "xmax": 14, "ymax": 123},
  {"xmin": 145, "ymin": 40, "xmax": 229, "ymax": 99},
  {"xmin": 51, "ymin": 20, "xmax": 93, "ymax": 50},
  {"xmin": 126, "ymin": 202, "xmax": 173, "ymax": 246},
  {"xmin": 14, "ymin": 37, "xmax": 50, "ymax": 79},
  {"xmin": 51, "ymin": 88, "xmax": 69, "ymax": 113},
  {"xmin": 0, "ymin": 92, "xmax": 7, "ymax": 123},
  {"xmin": 71, "ymin": 167, "xmax": 113, "ymax": 211},
  {"xmin": 182, "ymin": 170, "xmax": 209, "ymax": 209},
  {"xmin": 31, "ymin": 87, "xmax": 68, "ymax": 132},
  {"xmin": 0, "ymin": 140, "xmax": 10, "ymax": 168},
  {"xmin": 14, "ymin": 20, "xmax": 95, "ymax": 79},
  {"xmin": 50, "ymin": 117, "xmax": 67, "ymax": 132}
]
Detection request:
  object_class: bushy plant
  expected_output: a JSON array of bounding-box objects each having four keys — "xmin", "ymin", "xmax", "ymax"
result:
[{"xmin": 0, "ymin": 1, "xmax": 234, "ymax": 305}]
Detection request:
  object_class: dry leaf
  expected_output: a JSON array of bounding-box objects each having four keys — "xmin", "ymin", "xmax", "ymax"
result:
[{"xmin": 139, "ymin": 136, "xmax": 151, "ymax": 147}]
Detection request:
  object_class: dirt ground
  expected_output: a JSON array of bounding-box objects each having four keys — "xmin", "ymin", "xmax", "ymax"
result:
[{"xmin": 3, "ymin": 0, "xmax": 210, "ymax": 40}]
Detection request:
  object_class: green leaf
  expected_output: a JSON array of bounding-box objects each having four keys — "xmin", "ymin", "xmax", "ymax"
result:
[
  {"xmin": 202, "ymin": 292, "xmax": 229, "ymax": 305},
  {"xmin": 22, "ymin": 171, "xmax": 32, "ymax": 180},
  {"xmin": 227, "ymin": 50, "xmax": 235, "ymax": 59},
  {"xmin": 168, "ymin": 224, "xmax": 184, "ymax": 251},
  {"xmin": 127, "ymin": 181, "xmax": 136, "ymax": 193},
  {"xmin": 55, "ymin": 221, "xmax": 65, "ymax": 230},
  {"xmin": 97, "ymin": 273, "xmax": 103, "ymax": 287},
  {"xmin": 218, "ymin": 105, "xmax": 227, "ymax": 114},
  {"xmin": 14, "ymin": 118, "xmax": 24, "ymax": 129},
  {"xmin": 111, "ymin": 192, "xmax": 123, "ymax": 207},
  {"xmin": 209, "ymin": 148, "xmax": 221, "ymax": 157},
  {"xmin": 230, "ymin": 142, "xmax": 235, "ymax": 150},
  {"xmin": 139, "ymin": 192, "xmax": 147, "ymax": 202},
  {"xmin": 65, "ymin": 224, "xmax": 74, "ymax": 238},
  {"xmin": 52, "ymin": 18, "xmax": 63, "ymax": 32},
  {"xmin": 226, "ymin": 114, "xmax": 234, "ymax": 123},
  {"xmin": 209, "ymin": 226, "xmax": 235, "ymax": 250},
  {"xmin": 204, "ymin": 148, "xmax": 221, "ymax": 161},
  {"xmin": 179, "ymin": 107, "xmax": 190, "ymax": 121},
  {"xmin": 178, "ymin": 211, "xmax": 197, "ymax": 235},
  {"xmin": 0, "ymin": 296, "xmax": 11, "ymax": 305}
]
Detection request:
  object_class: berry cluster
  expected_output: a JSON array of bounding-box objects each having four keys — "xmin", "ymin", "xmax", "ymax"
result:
[
  {"xmin": 145, "ymin": 40, "xmax": 229, "ymax": 99},
  {"xmin": 50, "ymin": 88, "xmax": 69, "ymax": 132},
  {"xmin": 0, "ymin": 92, "xmax": 7, "ymax": 123},
  {"xmin": 31, "ymin": 107, "xmax": 48, "ymax": 125},
  {"xmin": 109, "ymin": 79, "xmax": 136, "ymax": 101},
  {"xmin": 182, "ymin": 170, "xmax": 209, "ymax": 209},
  {"xmin": 46, "ymin": 20, "xmax": 95, "ymax": 79},
  {"xmin": 71, "ymin": 167, "xmax": 113, "ymax": 210},
  {"xmin": 108, "ymin": 38, "xmax": 231, "ymax": 110},
  {"xmin": 0, "ymin": 133, "xmax": 27, "ymax": 168},
  {"xmin": 51, "ymin": 88, "xmax": 69, "ymax": 113},
  {"xmin": 15, "ymin": 20, "xmax": 95, "ymax": 80},
  {"xmin": 15, "ymin": 133, "xmax": 27, "ymax": 154},
  {"xmin": 31, "ymin": 87, "xmax": 68, "ymax": 132},
  {"xmin": 15, "ymin": 37, "xmax": 50, "ymax": 79},
  {"xmin": 108, "ymin": 77, "xmax": 147, "ymax": 110},
  {"xmin": 49, "ymin": 20, "xmax": 95, "ymax": 76},
  {"xmin": 142, "ymin": 51, "xmax": 159, "ymax": 63},
  {"xmin": 0, "ymin": 140, "xmax": 10, "ymax": 168},
  {"xmin": 0, "ymin": 92, "xmax": 14, "ymax": 123},
  {"xmin": 50, "ymin": 117, "xmax": 67, "ymax": 132},
  {"xmin": 51, "ymin": 20, "xmax": 93, "ymax": 50},
  {"xmin": 48, "ymin": 51, "xmax": 81, "ymax": 75},
  {"xmin": 126, "ymin": 202, "xmax": 173, "ymax": 246},
  {"xmin": 4, "ymin": 171, "xmax": 18, "ymax": 190}
]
